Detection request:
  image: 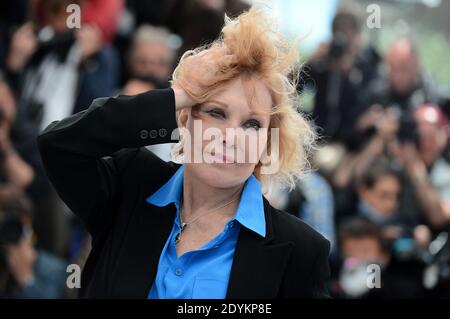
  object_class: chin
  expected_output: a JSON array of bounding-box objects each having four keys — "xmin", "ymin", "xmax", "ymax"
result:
[{"xmin": 185, "ymin": 162, "xmax": 253, "ymax": 189}]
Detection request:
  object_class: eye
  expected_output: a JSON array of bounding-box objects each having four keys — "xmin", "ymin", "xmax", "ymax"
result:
[
  {"xmin": 206, "ymin": 108, "xmax": 226, "ymax": 119},
  {"xmin": 244, "ymin": 119, "xmax": 261, "ymax": 130}
]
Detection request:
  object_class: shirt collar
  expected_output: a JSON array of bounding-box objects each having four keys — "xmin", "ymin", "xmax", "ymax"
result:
[
  {"xmin": 146, "ymin": 165, "xmax": 184, "ymax": 208},
  {"xmin": 146, "ymin": 165, "xmax": 266, "ymax": 238}
]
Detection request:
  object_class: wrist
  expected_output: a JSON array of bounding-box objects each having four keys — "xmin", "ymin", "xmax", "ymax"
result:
[
  {"xmin": 409, "ymin": 164, "xmax": 428, "ymax": 185},
  {"xmin": 6, "ymin": 52, "xmax": 27, "ymax": 72},
  {"xmin": 172, "ymin": 85, "xmax": 195, "ymax": 110}
]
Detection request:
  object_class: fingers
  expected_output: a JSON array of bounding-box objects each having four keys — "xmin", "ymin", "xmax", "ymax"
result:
[
  {"xmin": 173, "ymin": 45, "xmax": 237, "ymax": 103},
  {"xmin": 16, "ymin": 23, "xmax": 34, "ymax": 37},
  {"xmin": 195, "ymin": 45, "xmax": 232, "ymax": 61}
]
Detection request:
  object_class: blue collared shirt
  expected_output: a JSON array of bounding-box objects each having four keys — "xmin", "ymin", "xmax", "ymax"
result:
[{"xmin": 146, "ymin": 165, "xmax": 265, "ymax": 299}]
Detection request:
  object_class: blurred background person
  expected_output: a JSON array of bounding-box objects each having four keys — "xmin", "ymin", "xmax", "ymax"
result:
[
  {"xmin": 391, "ymin": 104, "xmax": 450, "ymax": 231},
  {"xmin": 4, "ymin": 0, "xmax": 122, "ymax": 256},
  {"xmin": 361, "ymin": 38, "xmax": 448, "ymax": 118},
  {"xmin": 0, "ymin": 193, "xmax": 67, "ymax": 298},
  {"xmin": 335, "ymin": 217, "xmax": 425, "ymax": 299},
  {"xmin": 352, "ymin": 38, "xmax": 450, "ymax": 152},
  {"xmin": 121, "ymin": 25, "xmax": 178, "ymax": 162},
  {"xmin": 332, "ymin": 103, "xmax": 450, "ymax": 234},
  {"xmin": 267, "ymin": 171, "xmax": 336, "ymax": 252},
  {"xmin": 125, "ymin": 25, "xmax": 175, "ymax": 89},
  {"xmin": 355, "ymin": 161, "xmax": 403, "ymax": 231},
  {"xmin": 298, "ymin": 7, "xmax": 381, "ymax": 146}
]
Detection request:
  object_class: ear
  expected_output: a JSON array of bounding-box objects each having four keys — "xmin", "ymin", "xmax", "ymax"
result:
[{"xmin": 177, "ymin": 108, "xmax": 189, "ymax": 129}]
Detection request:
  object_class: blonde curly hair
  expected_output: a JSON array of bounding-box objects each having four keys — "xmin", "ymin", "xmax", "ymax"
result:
[{"xmin": 170, "ymin": 7, "xmax": 316, "ymax": 191}]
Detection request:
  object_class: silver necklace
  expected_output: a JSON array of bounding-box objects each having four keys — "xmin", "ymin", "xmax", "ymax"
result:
[{"xmin": 174, "ymin": 194, "xmax": 240, "ymax": 245}]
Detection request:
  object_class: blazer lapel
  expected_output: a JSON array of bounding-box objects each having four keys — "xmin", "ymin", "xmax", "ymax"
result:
[
  {"xmin": 109, "ymin": 202, "xmax": 176, "ymax": 298},
  {"xmin": 226, "ymin": 197, "xmax": 293, "ymax": 298}
]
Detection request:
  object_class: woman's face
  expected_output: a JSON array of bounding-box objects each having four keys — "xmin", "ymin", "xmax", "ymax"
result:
[{"xmin": 178, "ymin": 75, "xmax": 272, "ymax": 189}]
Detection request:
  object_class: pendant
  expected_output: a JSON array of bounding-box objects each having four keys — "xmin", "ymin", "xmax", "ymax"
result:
[{"xmin": 174, "ymin": 222, "xmax": 187, "ymax": 245}]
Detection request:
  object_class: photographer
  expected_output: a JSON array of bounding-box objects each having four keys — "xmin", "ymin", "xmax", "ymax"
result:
[
  {"xmin": 299, "ymin": 8, "xmax": 381, "ymax": 144},
  {"xmin": 0, "ymin": 77, "xmax": 65, "ymax": 299},
  {"xmin": 337, "ymin": 103, "xmax": 450, "ymax": 231},
  {"xmin": 0, "ymin": 194, "xmax": 67, "ymax": 298},
  {"xmin": 353, "ymin": 38, "xmax": 449, "ymax": 149},
  {"xmin": 4, "ymin": 0, "xmax": 121, "ymax": 255},
  {"xmin": 362, "ymin": 39, "xmax": 447, "ymax": 117},
  {"xmin": 0, "ymin": 76, "xmax": 35, "ymax": 199},
  {"xmin": 390, "ymin": 104, "xmax": 450, "ymax": 231},
  {"xmin": 8, "ymin": 0, "xmax": 119, "ymax": 132},
  {"xmin": 336, "ymin": 217, "xmax": 426, "ymax": 299}
]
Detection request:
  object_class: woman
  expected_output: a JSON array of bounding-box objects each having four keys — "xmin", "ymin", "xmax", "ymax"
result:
[{"xmin": 38, "ymin": 8, "xmax": 330, "ymax": 298}]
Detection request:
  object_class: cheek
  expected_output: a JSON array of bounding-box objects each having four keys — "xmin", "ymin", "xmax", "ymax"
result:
[
  {"xmin": 184, "ymin": 115, "xmax": 222, "ymax": 156},
  {"xmin": 239, "ymin": 130, "xmax": 268, "ymax": 163}
]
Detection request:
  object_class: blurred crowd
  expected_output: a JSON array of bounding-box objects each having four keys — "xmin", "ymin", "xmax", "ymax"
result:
[{"xmin": 0, "ymin": 0, "xmax": 449, "ymax": 298}]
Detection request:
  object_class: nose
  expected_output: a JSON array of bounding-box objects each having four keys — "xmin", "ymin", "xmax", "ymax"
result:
[
  {"xmin": 218, "ymin": 118, "xmax": 241, "ymax": 148},
  {"xmin": 223, "ymin": 128, "xmax": 237, "ymax": 149}
]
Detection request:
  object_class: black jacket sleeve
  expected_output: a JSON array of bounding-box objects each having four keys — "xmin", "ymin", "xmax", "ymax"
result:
[{"xmin": 37, "ymin": 88, "xmax": 179, "ymax": 235}]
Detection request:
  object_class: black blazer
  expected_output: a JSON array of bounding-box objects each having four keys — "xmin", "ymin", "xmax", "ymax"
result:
[{"xmin": 37, "ymin": 88, "xmax": 331, "ymax": 298}]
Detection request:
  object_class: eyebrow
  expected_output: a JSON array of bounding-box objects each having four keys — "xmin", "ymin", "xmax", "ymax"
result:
[{"xmin": 205, "ymin": 99, "xmax": 229, "ymax": 109}]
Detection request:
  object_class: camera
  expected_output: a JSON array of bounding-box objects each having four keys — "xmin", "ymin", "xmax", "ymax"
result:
[
  {"xmin": 329, "ymin": 33, "xmax": 349, "ymax": 61},
  {"xmin": 383, "ymin": 106, "xmax": 419, "ymax": 144},
  {"xmin": 423, "ymin": 232, "xmax": 450, "ymax": 293}
]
